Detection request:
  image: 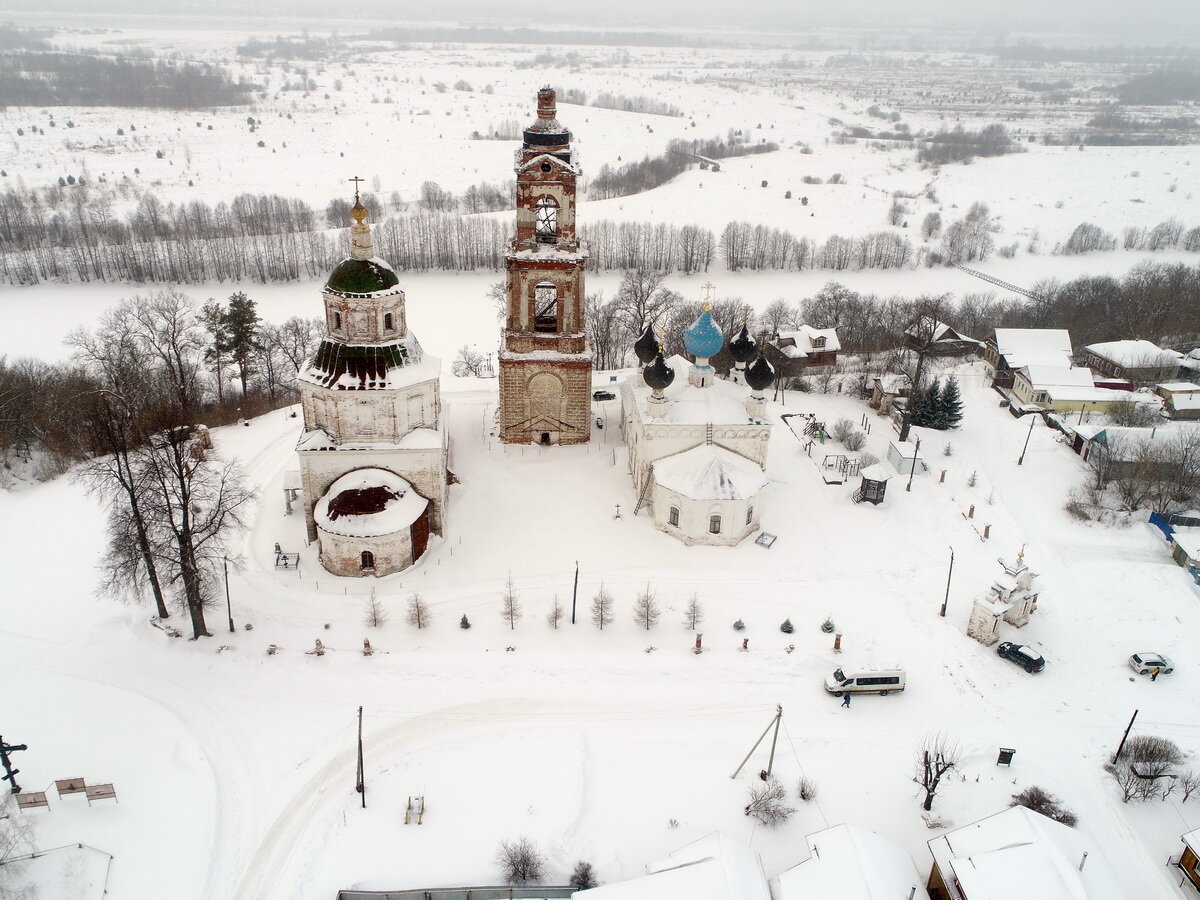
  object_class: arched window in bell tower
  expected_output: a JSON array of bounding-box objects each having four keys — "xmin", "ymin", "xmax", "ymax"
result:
[
  {"xmin": 535, "ymin": 196, "xmax": 558, "ymax": 244},
  {"xmin": 384, "ymin": 312, "xmax": 394, "ymax": 332},
  {"xmin": 534, "ymin": 283, "xmax": 559, "ymax": 333}
]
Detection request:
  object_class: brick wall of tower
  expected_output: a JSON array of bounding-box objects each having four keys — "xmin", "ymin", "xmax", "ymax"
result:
[{"xmin": 498, "ymin": 356, "xmax": 592, "ymax": 445}]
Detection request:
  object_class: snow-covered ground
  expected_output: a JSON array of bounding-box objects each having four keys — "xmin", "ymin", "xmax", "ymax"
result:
[
  {"xmin": 3, "ymin": 20, "xmax": 1200, "ymax": 900},
  {"xmin": 4, "ymin": 362, "xmax": 1200, "ymax": 898}
]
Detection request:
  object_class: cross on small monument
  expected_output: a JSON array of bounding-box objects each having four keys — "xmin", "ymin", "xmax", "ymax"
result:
[
  {"xmin": 349, "ymin": 175, "xmax": 364, "ymax": 203},
  {"xmin": 0, "ymin": 734, "xmax": 29, "ymax": 794}
]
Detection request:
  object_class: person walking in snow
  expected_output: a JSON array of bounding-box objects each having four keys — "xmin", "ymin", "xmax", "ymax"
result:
[
  {"xmin": 1151, "ymin": 667, "xmax": 1161, "ymax": 681},
  {"xmin": 841, "ymin": 693, "xmax": 851, "ymax": 708}
]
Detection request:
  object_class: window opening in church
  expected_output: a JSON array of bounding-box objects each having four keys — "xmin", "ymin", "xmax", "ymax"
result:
[
  {"xmin": 535, "ymin": 196, "xmax": 558, "ymax": 243},
  {"xmin": 334, "ymin": 311, "xmax": 342, "ymax": 330},
  {"xmin": 669, "ymin": 507, "xmax": 679, "ymax": 527},
  {"xmin": 534, "ymin": 283, "xmax": 559, "ymax": 333},
  {"xmin": 360, "ymin": 550, "xmax": 375, "ymax": 570},
  {"xmin": 746, "ymin": 506, "xmax": 753, "ymax": 525},
  {"xmin": 384, "ymin": 312, "xmax": 394, "ymax": 331},
  {"xmin": 709, "ymin": 515, "xmax": 722, "ymax": 534}
]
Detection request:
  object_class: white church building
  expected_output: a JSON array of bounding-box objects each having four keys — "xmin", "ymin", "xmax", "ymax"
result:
[
  {"xmin": 296, "ymin": 193, "xmax": 448, "ymax": 577},
  {"xmin": 620, "ymin": 310, "xmax": 775, "ymax": 547}
]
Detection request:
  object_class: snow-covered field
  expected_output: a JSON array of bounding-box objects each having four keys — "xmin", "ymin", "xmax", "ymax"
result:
[
  {"xmin": 3, "ymin": 19, "xmax": 1200, "ymax": 900},
  {"xmin": 4, "ymin": 366, "xmax": 1200, "ymax": 898}
]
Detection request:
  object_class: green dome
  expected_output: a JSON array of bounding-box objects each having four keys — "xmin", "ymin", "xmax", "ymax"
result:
[{"xmin": 324, "ymin": 257, "xmax": 400, "ymax": 296}]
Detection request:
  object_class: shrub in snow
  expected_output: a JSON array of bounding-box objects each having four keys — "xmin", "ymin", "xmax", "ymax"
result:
[
  {"xmin": 570, "ymin": 861, "xmax": 598, "ymax": 890},
  {"xmin": 1110, "ymin": 735, "xmax": 1184, "ymax": 802},
  {"xmin": 844, "ymin": 431, "xmax": 866, "ymax": 451},
  {"xmin": 859, "ymin": 452, "xmax": 879, "ymax": 468},
  {"xmin": 831, "ymin": 417, "xmax": 855, "ymax": 442},
  {"xmin": 1011, "ymin": 786, "xmax": 1077, "ymax": 827},
  {"xmin": 780, "ymin": 618, "xmax": 793, "ymax": 634},
  {"xmin": 459, "ymin": 614, "xmax": 470, "ymax": 629},
  {"xmin": 967, "ymin": 470, "xmax": 978, "ymax": 487},
  {"xmin": 821, "ymin": 617, "xmax": 835, "ymax": 633},
  {"xmin": 744, "ymin": 777, "xmax": 795, "ymax": 826},
  {"xmin": 944, "ymin": 442, "xmax": 954, "ymax": 457},
  {"xmin": 496, "ymin": 836, "xmax": 545, "ymax": 885},
  {"xmin": 733, "ymin": 619, "xmax": 746, "ymax": 631},
  {"xmin": 797, "ymin": 776, "xmax": 819, "ymax": 801}
]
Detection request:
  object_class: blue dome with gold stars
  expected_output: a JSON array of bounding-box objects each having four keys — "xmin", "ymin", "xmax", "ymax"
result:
[{"xmin": 684, "ymin": 308, "xmax": 724, "ymax": 360}]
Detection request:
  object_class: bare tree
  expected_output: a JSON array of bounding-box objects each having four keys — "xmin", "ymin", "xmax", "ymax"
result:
[
  {"xmin": 591, "ymin": 583, "xmax": 614, "ymax": 630},
  {"xmin": 744, "ymin": 777, "xmax": 796, "ymax": 826},
  {"xmin": 501, "ymin": 574, "xmax": 521, "ymax": 630},
  {"xmin": 1178, "ymin": 770, "xmax": 1200, "ymax": 802},
  {"xmin": 1114, "ymin": 735, "xmax": 1183, "ymax": 802},
  {"xmin": 406, "ymin": 593, "xmax": 429, "ymax": 629},
  {"xmin": 632, "ymin": 584, "xmax": 661, "ymax": 630},
  {"xmin": 452, "ymin": 344, "xmax": 488, "ymax": 377},
  {"xmin": 569, "ymin": 861, "xmax": 597, "ymax": 890},
  {"xmin": 914, "ymin": 732, "xmax": 960, "ymax": 811},
  {"xmin": 547, "ymin": 595, "xmax": 564, "ymax": 630},
  {"xmin": 496, "ymin": 836, "xmax": 545, "ymax": 885},
  {"xmin": 0, "ymin": 793, "xmax": 35, "ymax": 897},
  {"xmin": 364, "ymin": 590, "xmax": 387, "ymax": 628},
  {"xmin": 683, "ymin": 594, "xmax": 704, "ymax": 630},
  {"xmin": 613, "ymin": 269, "xmax": 679, "ymax": 336},
  {"xmin": 1010, "ymin": 785, "xmax": 1077, "ymax": 826}
]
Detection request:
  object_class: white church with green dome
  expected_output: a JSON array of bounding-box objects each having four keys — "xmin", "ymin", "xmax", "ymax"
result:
[{"xmin": 295, "ymin": 192, "xmax": 448, "ymax": 577}]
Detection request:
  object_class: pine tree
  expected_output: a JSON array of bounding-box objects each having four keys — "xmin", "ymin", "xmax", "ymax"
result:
[
  {"xmin": 222, "ymin": 291, "xmax": 262, "ymax": 397},
  {"xmin": 940, "ymin": 376, "xmax": 964, "ymax": 429},
  {"xmin": 915, "ymin": 378, "xmax": 942, "ymax": 428},
  {"xmin": 201, "ymin": 299, "xmax": 231, "ymax": 404}
]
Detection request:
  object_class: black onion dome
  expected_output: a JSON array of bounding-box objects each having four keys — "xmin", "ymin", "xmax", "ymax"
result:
[
  {"xmin": 325, "ymin": 258, "xmax": 400, "ymax": 296},
  {"xmin": 524, "ymin": 88, "xmax": 571, "ymax": 148},
  {"xmin": 746, "ymin": 354, "xmax": 775, "ymax": 391},
  {"xmin": 729, "ymin": 324, "xmax": 757, "ymax": 364},
  {"xmin": 634, "ymin": 324, "xmax": 658, "ymax": 365},
  {"xmin": 644, "ymin": 351, "xmax": 676, "ymax": 392}
]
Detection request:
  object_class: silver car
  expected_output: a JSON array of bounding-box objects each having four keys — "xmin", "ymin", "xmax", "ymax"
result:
[{"xmin": 1128, "ymin": 653, "xmax": 1174, "ymax": 676}]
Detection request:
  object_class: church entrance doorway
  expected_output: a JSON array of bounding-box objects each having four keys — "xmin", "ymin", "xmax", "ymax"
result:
[{"xmin": 540, "ymin": 432, "xmax": 551, "ymax": 445}]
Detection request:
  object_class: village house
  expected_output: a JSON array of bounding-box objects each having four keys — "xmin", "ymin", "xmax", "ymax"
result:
[
  {"xmin": 1178, "ymin": 827, "xmax": 1200, "ymax": 893},
  {"xmin": 1081, "ymin": 339, "xmax": 1179, "ymax": 384},
  {"xmin": 982, "ymin": 328, "xmax": 1073, "ymax": 389},
  {"xmin": 1070, "ymin": 422, "xmax": 1200, "ymax": 479},
  {"xmin": 1157, "ymin": 382, "xmax": 1200, "ymax": 421},
  {"xmin": 926, "ymin": 806, "xmax": 1124, "ymax": 900},
  {"xmin": 761, "ymin": 325, "xmax": 840, "ymax": 381},
  {"xmin": 773, "ymin": 823, "xmax": 922, "ymax": 899},
  {"xmin": 869, "ymin": 373, "xmax": 910, "ymax": 414},
  {"xmin": 904, "ymin": 316, "xmax": 981, "ymax": 357},
  {"xmin": 575, "ymin": 832, "xmax": 769, "ymax": 900}
]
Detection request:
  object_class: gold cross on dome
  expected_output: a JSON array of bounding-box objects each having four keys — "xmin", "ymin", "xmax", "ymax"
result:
[
  {"xmin": 349, "ymin": 175, "xmax": 364, "ymax": 202},
  {"xmin": 701, "ymin": 281, "xmax": 716, "ymax": 303}
]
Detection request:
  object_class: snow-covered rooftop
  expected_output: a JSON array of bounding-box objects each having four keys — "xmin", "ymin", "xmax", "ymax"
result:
[
  {"xmin": 578, "ymin": 832, "xmax": 769, "ymax": 900},
  {"xmin": 775, "ymin": 824, "xmax": 921, "ymax": 900},
  {"xmin": 1044, "ymin": 386, "xmax": 1157, "ymax": 404},
  {"xmin": 928, "ymin": 806, "xmax": 1125, "ymax": 900},
  {"xmin": 653, "ymin": 444, "xmax": 768, "ymax": 500},
  {"xmin": 1157, "ymin": 382, "xmax": 1200, "ymax": 393},
  {"xmin": 1017, "ymin": 365, "xmax": 1094, "ymax": 389},
  {"xmin": 993, "ymin": 329, "xmax": 1073, "ymax": 369},
  {"xmin": 627, "ymin": 356, "xmax": 759, "ymax": 426},
  {"xmin": 314, "ymin": 468, "xmax": 427, "ymax": 537},
  {"xmin": 1172, "ymin": 528, "xmax": 1200, "ymax": 561},
  {"xmin": 1085, "ymin": 339, "xmax": 1177, "ymax": 369},
  {"xmin": 775, "ymin": 325, "xmax": 841, "ymax": 357}
]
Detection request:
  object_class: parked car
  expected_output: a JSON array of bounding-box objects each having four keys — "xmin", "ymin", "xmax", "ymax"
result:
[
  {"xmin": 592, "ymin": 390, "xmax": 616, "ymax": 401},
  {"xmin": 1129, "ymin": 653, "xmax": 1174, "ymax": 676},
  {"xmin": 996, "ymin": 642, "xmax": 1045, "ymax": 673}
]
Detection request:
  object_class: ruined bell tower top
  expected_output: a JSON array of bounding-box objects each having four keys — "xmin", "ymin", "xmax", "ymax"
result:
[{"xmin": 523, "ymin": 87, "xmax": 571, "ymax": 150}]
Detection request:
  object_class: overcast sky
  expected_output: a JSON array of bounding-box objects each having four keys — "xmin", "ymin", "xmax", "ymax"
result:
[{"xmin": 13, "ymin": 0, "xmax": 1200, "ymax": 42}]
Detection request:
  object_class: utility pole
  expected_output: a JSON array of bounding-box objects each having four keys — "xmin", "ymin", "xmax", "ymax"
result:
[
  {"xmin": 1017, "ymin": 415, "xmax": 1036, "ymax": 466},
  {"xmin": 731, "ymin": 706, "xmax": 783, "ymax": 780},
  {"xmin": 0, "ymin": 734, "xmax": 28, "ymax": 794},
  {"xmin": 223, "ymin": 556, "xmax": 235, "ymax": 633},
  {"xmin": 571, "ymin": 560, "xmax": 579, "ymax": 625},
  {"xmin": 1112, "ymin": 709, "xmax": 1139, "ymax": 764},
  {"xmin": 906, "ymin": 436, "xmax": 921, "ymax": 492},
  {"xmin": 940, "ymin": 546, "xmax": 955, "ymax": 617},
  {"xmin": 355, "ymin": 706, "xmax": 366, "ymax": 809}
]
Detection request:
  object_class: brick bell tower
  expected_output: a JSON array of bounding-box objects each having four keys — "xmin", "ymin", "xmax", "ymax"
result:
[{"xmin": 498, "ymin": 87, "xmax": 592, "ymax": 446}]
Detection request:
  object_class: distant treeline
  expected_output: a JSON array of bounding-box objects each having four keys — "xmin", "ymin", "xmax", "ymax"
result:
[
  {"xmin": 369, "ymin": 26, "xmax": 725, "ymax": 48},
  {"xmin": 235, "ymin": 35, "xmax": 336, "ymax": 60},
  {"xmin": 992, "ymin": 44, "xmax": 1200, "ymax": 64},
  {"xmin": 916, "ymin": 124, "xmax": 1019, "ymax": 165},
  {"xmin": 1117, "ymin": 63, "xmax": 1200, "ymax": 105},
  {"xmin": 589, "ymin": 137, "xmax": 778, "ymax": 201},
  {"xmin": 0, "ymin": 52, "xmax": 256, "ymax": 108},
  {"xmin": 1062, "ymin": 219, "xmax": 1200, "ymax": 255}
]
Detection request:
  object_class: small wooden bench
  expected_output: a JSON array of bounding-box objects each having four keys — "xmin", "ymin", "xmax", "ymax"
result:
[
  {"xmin": 55, "ymin": 777, "xmax": 87, "ymax": 798},
  {"xmin": 15, "ymin": 791, "xmax": 49, "ymax": 810},
  {"xmin": 85, "ymin": 783, "xmax": 118, "ymax": 805}
]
